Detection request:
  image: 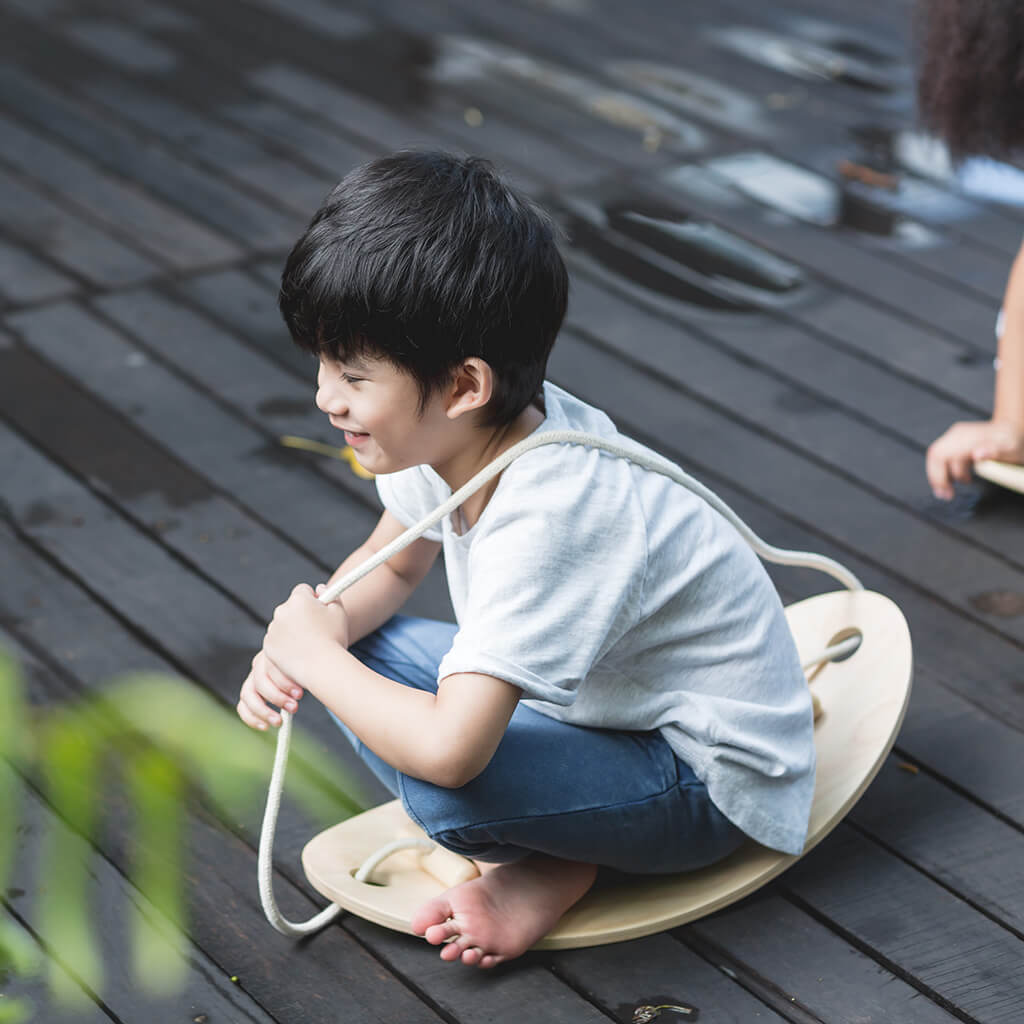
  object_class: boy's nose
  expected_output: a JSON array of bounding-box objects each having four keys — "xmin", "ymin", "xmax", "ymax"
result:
[{"xmin": 316, "ymin": 381, "xmax": 346, "ymax": 416}]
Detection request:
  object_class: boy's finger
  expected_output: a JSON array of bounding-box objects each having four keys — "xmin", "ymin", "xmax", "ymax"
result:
[
  {"xmin": 264, "ymin": 658, "xmax": 303, "ymax": 699},
  {"xmin": 251, "ymin": 666, "xmax": 298, "ymax": 712},
  {"xmin": 925, "ymin": 446, "xmax": 952, "ymax": 499},
  {"xmin": 241, "ymin": 687, "xmax": 283, "ymax": 727},
  {"xmin": 236, "ymin": 700, "xmax": 269, "ymax": 731},
  {"xmin": 252, "ymin": 675, "xmax": 295, "ymax": 713},
  {"xmin": 950, "ymin": 455, "xmax": 973, "ymax": 483}
]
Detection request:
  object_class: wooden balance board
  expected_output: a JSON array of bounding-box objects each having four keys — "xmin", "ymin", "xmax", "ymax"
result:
[
  {"xmin": 974, "ymin": 459, "xmax": 1024, "ymax": 495},
  {"xmin": 302, "ymin": 588, "xmax": 912, "ymax": 949}
]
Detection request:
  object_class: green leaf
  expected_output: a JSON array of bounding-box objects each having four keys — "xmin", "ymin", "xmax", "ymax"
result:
[
  {"xmin": 0, "ymin": 651, "xmax": 28, "ymax": 894},
  {"xmin": 38, "ymin": 713, "xmax": 103, "ymax": 1004},
  {"xmin": 127, "ymin": 747, "xmax": 187, "ymax": 996}
]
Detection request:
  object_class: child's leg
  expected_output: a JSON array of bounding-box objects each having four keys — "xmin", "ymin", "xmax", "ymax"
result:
[
  {"xmin": 401, "ymin": 705, "xmax": 743, "ymax": 967},
  {"xmin": 336, "ymin": 620, "xmax": 744, "ymax": 967},
  {"xmin": 338, "ymin": 616, "xmax": 741, "ymax": 875},
  {"xmin": 399, "ymin": 701, "xmax": 744, "ymax": 874}
]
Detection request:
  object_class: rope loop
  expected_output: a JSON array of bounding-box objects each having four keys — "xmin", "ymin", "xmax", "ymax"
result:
[{"xmin": 355, "ymin": 838, "xmax": 436, "ymax": 884}]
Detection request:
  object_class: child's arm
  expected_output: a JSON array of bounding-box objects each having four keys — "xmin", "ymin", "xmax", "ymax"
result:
[
  {"xmin": 926, "ymin": 244, "xmax": 1024, "ymax": 499},
  {"xmin": 261, "ymin": 585, "xmax": 521, "ymax": 788},
  {"xmin": 236, "ymin": 510, "xmax": 441, "ymax": 731},
  {"xmin": 323, "ymin": 509, "xmax": 442, "ymax": 645}
]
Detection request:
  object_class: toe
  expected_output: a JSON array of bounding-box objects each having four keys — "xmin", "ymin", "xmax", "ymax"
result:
[
  {"xmin": 411, "ymin": 895, "xmax": 454, "ymax": 938},
  {"xmin": 422, "ymin": 919, "xmax": 460, "ymax": 947},
  {"xmin": 439, "ymin": 938, "xmax": 468, "ymax": 962},
  {"xmin": 460, "ymin": 947, "xmax": 484, "ymax": 966},
  {"xmin": 478, "ymin": 953, "xmax": 505, "ymax": 969}
]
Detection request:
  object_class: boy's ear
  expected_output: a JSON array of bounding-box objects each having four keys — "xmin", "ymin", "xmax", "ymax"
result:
[{"xmin": 445, "ymin": 358, "xmax": 493, "ymax": 420}]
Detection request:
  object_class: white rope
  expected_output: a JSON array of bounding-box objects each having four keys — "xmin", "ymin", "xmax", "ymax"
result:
[
  {"xmin": 355, "ymin": 838, "xmax": 436, "ymax": 883},
  {"xmin": 258, "ymin": 430, "xmax": 863, "ymax": 935},
  {"xmin": 258, "ymin": 710, "xmax": 342, "ymax": 934}
]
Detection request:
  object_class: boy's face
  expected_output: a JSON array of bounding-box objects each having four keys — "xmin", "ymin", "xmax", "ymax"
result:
[{"xmin": 315, "ymin": 355, "xmax": 457, "ymax": 475}]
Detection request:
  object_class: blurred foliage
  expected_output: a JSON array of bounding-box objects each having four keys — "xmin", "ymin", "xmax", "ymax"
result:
[{"xmin": 0, "ymin": 646, "xmax": 362, "ymax": 1016}]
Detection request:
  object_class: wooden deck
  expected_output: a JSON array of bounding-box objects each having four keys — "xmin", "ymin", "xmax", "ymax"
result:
[{"xmin": 2, "ymin": 0, "xmax": 1024, "ymax": 1020}]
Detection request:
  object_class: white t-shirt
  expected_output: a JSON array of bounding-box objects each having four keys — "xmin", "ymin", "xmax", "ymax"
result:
[{"xmin": 375, "ymin": 382, "xmax": 815, "ymax": 854}]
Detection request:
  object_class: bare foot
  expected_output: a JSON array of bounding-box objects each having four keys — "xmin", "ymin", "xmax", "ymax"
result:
[{"xmin": 410, "ymin": 855, "xmax": 597, "ymax": 968}]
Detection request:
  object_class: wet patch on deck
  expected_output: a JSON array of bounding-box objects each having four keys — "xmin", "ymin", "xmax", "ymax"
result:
[
  {"xmin": 553, "ymin": 181, "xmax": 809, "ymax": 314},
  {"xmin": 429, "ymin": 35, "xmax": 708, "ymax": 153},
  {"xmin": 708, "ymin": 20, "xmax": 910, "ymax": 96},
  {"xmin": 663, "ymin": 152, "xmax": 940, "ymax": 248}
]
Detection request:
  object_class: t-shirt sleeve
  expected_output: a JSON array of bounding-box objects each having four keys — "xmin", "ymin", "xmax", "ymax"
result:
[
  {"xmin": 438, "ymin": 451, "xmax": 649, "ymax": 705},
  {"xmin": 375, "ymin": 467, "xmax": 446, "ymax": 543}
]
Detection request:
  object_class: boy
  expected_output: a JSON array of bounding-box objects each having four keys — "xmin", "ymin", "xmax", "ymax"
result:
[{"xmin": 237, "ymin": 151, "xmax": 815, "ymax": 968}]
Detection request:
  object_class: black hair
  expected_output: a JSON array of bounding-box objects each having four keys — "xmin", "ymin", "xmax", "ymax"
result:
[
  {"xmin": 279, "ymin": 150, "xmax": 568, "ymax": 427},
  {"xmin": 915, "ymin": 0, "xmax": 1024, "ymax": 159}
]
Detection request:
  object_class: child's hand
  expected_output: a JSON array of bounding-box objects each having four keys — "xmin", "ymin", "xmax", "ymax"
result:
[
  {"xmin": 926, "ymin": 419, "xmax": 1024, "ymax": 499},
  {"xmin": 237, "ymin": 649, "xmax": 305, "ymax": 731},
  {"xmin": 262, "ymin": 583, "xmax": 350, "ymax": 686}
]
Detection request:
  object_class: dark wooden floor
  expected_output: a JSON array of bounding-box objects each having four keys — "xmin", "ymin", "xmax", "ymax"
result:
[{"xmin": 3, "ymin": 0, "xmax": 1024, "ymax": 1020}]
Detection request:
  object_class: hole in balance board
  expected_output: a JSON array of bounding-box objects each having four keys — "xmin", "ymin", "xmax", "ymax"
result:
[
  {"xmin": 350, "ymin": 868, "xmax": 386, "ymax": 887},
  {"xmin": 806, "ymin": 626, "xmax": 863, "ymax": 693},
  {"xmin": 826, "ymin": 626, "xmax": 863, "ymax": 663}
]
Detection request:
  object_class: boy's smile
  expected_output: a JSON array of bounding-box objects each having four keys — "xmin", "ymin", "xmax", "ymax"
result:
[{"xmin": 327, "ymin": 416, "xmax": 370, "ymax": 447}]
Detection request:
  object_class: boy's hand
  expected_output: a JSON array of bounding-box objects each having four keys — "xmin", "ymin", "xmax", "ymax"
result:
[
  {"xmin": 237, "ymin": 649, "xmax": 305, "ymax": 731},
  {"xmin": 262, "ymin": 583, "xmax": 350, "ymax": 686},
  {"xmin": 926, "ymin": 419, "xmax": 1024, "ymax": 500}
]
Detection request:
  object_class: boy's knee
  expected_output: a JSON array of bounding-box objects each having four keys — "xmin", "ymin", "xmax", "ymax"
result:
[{"xmin": 399, "ymin": 775, "xmax": 522, "ymax": 862}]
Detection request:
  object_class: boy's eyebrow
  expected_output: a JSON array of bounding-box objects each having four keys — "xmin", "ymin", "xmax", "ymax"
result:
[{"xmin": 338, "ymin": 354, "xmax": 373, "ymax": 373}]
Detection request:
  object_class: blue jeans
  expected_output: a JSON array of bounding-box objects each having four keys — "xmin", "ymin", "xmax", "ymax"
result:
[{"xmin": 332, "ymin": 615, "xmax": 745, "ymax": 874}]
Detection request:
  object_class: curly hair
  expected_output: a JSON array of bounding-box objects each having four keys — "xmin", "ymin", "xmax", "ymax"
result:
[{"xmin": 915, "ymin": 0, "xmax": 1024, "ymax": 159}]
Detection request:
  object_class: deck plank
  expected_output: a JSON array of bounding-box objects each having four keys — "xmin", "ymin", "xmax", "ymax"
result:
[
  {"xmin": 0, "ymin": 164, "xmax": 158, "ymax": 287},
  {"xmin": 552, "ymin": 932, "xmax": 793, "ymax": 1024},
  {"xmin": 786, "ymin": 829, "xmax": 1024, "ymax": 1024},
  {"xmin": 850, "ymin": 759, "xmax": 1024, "ymax": 936},
  {"xmin": 1, "ymin": 844, "xmax": 115, "ymax": 1024},
  {"xmin": 0, "ymin": 109, "xmax": 242, "ymax": 270},
  {"xmin": 685, "ymin": 895, "xmax": 963, "ymax": 1024},
  {"xmin": 0, "ymin": 236, "xmax": 78, "ymax": 307},
  {"xmin": 0, "ymin": 59, "xmax": 299, "ymax": 250},
  {"xmin": 4, "ymin": 0, "xmax": 1024, "ymax": 1019}
]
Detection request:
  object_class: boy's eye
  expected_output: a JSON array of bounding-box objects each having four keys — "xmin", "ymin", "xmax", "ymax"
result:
[{"xmin": 340, "ymin": 373, "xmax": 364, "ymax": 385}]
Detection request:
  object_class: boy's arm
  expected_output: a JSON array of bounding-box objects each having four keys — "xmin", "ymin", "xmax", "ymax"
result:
[
  {"xmin": 304, "ymin": 646, "xmax": 520, "ymax": 788},
  {"xmin": 236, "ymin": 510, "xmax": 439, "ymax": 732},
  {"xmin": 926, "ymin": 244, "xmax": 1024, "ymax": 498},
  {"xmin": 326, "ymin": 510, "xmax": 441, "ymax": 645},
  {"xmin": 261, "ymin": 585, "xmax": 520, "ymax": 787},
  {"xmin": 250, "ymin": 513, "xmax": 520, "ymax": 788}
]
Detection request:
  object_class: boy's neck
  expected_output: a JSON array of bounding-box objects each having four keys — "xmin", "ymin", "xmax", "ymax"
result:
[{"xmin": 434, "ymin": 400, "xmax": 545, "ymax": 530}]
